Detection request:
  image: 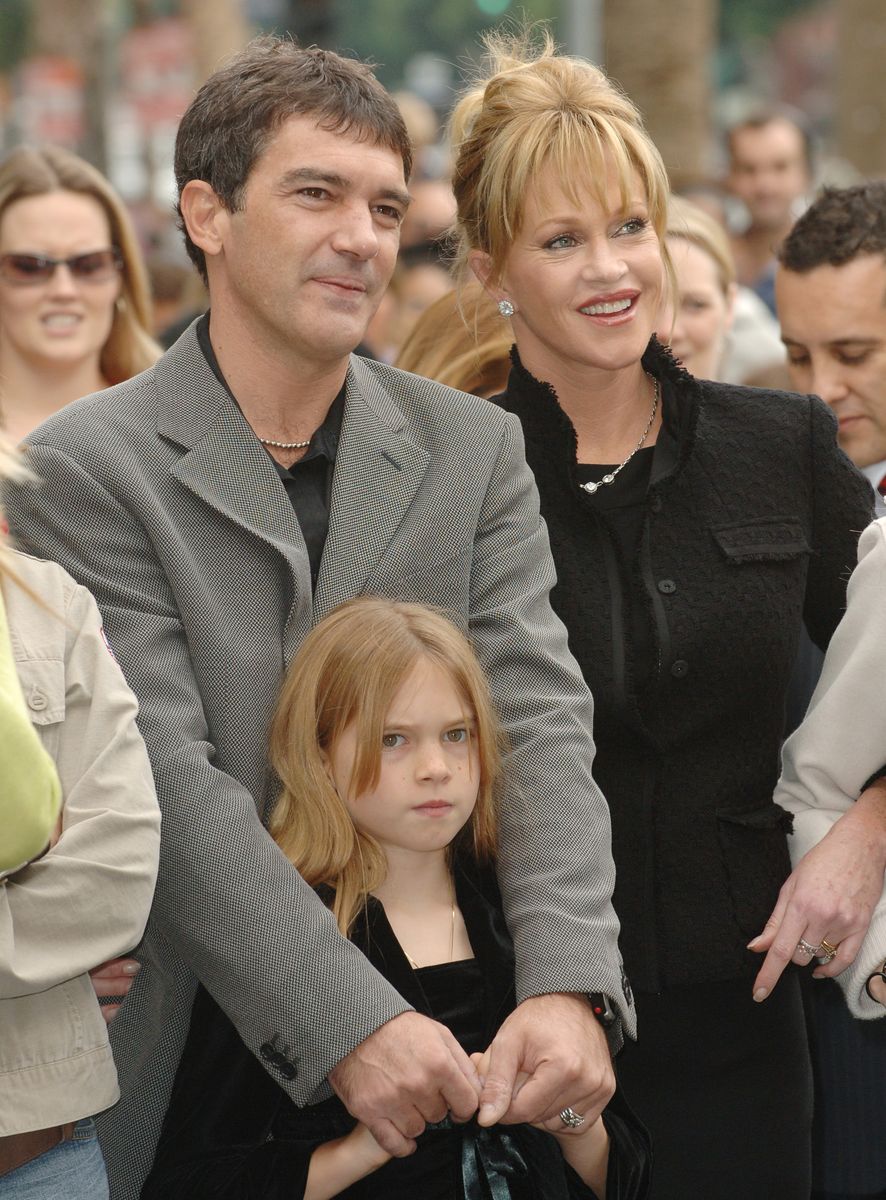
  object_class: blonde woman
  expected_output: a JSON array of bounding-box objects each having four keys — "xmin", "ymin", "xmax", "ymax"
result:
[
  {"xmin": 0, "ymin": 433, "xmax": 160, "ymax": 1196},
  {"xmin": 395, "ymin": 279, "xmax": 511, "ymax": 397},
  {"xmin": 655, "ymin": 194, "xmax": 737, "ymax": 381},
  {"xmin": 0, "ymin": 146, "xmax": 160, "ymax": 442},
  {"xmin": 452, "ymin": 29, "xmax": 872, "ymax": 1196}
]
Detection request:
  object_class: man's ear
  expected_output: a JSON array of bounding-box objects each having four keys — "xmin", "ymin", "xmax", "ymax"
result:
[{"xmin": 179, "ymin": 180, "xmax": 228, "ymax": 264}]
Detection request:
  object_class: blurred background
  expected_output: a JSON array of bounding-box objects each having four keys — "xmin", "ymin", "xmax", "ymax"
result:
[{"xmin": 3, "ymin": 0, "xmax": 880, "ymax": 349}]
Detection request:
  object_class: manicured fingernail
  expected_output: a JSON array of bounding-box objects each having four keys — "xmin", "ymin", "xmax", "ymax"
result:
[
  {"xmin": 122, "ymin": 962, "xmax": 141, "ymax": 975},
  {"xmin": 747, "ymin": 936, "xmax": 761, "ymax": 948},
  {"xmin": 753, "ymin": 987, "xmax": 768, "ymax": 1002}
]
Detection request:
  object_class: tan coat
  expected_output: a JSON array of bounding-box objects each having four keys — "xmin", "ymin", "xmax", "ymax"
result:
[
  {"xmin": 776, "ymin": 517, "xmax": 886, "ymax": 1018},
  {"xmin": 0, "ymin": 553, "xmax": 160, "ymax": 1134}
]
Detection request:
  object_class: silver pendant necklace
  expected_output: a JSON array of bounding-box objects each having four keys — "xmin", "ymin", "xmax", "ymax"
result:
[{"xmin": 580, "ymin": 377, "xmax": 660, "ymax": 495}]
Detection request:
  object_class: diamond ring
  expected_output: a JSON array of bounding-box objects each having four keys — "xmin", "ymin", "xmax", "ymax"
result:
[{"xmin": 558, "ymin": 1107, "xmax": 586, "ymax": 1129}]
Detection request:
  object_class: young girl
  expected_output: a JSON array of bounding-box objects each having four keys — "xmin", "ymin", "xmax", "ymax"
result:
[{"xmin": 144, "ymin": 598, "xmax": 649, "ymax": 1199}]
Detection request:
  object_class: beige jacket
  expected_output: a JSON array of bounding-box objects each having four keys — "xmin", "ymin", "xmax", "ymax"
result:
[
  {"xmin": 776, "ymin": 518, "xmax": 886, "ymax": 1018},
  {"xmin": 0, "ymin": 553, "xmax": 160, "ymax": 1134}
]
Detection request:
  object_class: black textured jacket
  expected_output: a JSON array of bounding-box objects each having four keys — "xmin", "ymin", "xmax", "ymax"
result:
[{"xmin": 492, "ymin": 339, "xmax": 873, "ymax": 993}]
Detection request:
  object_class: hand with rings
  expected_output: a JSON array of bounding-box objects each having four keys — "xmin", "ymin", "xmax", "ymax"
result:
[{"xmin": 747, "ymin": 803, "xmax": 885, "ymax": 1001}]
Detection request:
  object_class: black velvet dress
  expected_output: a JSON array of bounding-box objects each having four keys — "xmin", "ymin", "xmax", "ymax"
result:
[{"xmin": 142, "ymin": 865, "xmax": 650, "ymax": 1199}]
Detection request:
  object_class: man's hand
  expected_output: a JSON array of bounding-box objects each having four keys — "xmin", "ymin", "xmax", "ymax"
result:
[
  {"xmin": 328, "ymin": 1011, "xmax": 481, "ymax": 1158},
  {"xmin": 89, "ymin": 956, "xmax": 141, "ymax": 1024},
  {"xmin": 748, "ymin": 792, "xmax": 886, "ymax": 1000},
  {"xmin": 475, "ymin": 993, "xmax": 614, "ymax": 1128}
]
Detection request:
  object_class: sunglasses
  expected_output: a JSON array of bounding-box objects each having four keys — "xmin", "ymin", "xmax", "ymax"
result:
[{"xmin": 0, "ymin": 248, "xmax": 122, "ymax": 286}]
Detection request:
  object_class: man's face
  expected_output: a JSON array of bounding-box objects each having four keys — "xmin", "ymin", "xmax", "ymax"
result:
[
  {"xmin": 728, "ymin": 120, "xmax": 809, "ymax": 233},
  {"xmin": 212, "ymin": 114, "xmax": 409, "ymax": 368},
  {"xmin": 776, "ymin": 253, "xmax": 886, "ymax": 468}
]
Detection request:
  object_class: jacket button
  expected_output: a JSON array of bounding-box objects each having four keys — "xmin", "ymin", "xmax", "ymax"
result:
[
  {"xmin": 650, "ymin": 495, "xmax": 662, "ymax": 513},
  {"xmin": 259, "ymin": 1042, "xmax": 276, "ymax": 1062},
  {"xmin": 657, "ymin": 578, "xmax": 676, "ymax": 594},
  {"xmin": 278, "ymin": 1061, "xmax": 298, "ymax": 1080},
  {"xmin": 27, "ymin": 688, "xmax": 48, "ymax": 711},
  {"xmin": 670, "ymin": 659, "xmax": 689, "ymax": 678}
]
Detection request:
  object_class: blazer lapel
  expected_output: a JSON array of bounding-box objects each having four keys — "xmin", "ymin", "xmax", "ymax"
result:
[
  {"xmin": 314, "ymin": 356, "xmax": 430, "ymax": 620},
  {"xmin": 157, "ymin": 326, "xmax": 314, "ymax": 651}
]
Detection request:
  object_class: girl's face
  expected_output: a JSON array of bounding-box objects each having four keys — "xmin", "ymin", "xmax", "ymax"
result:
[
  {"xmin": 656, "ymin": 236, "xmax": 734, "ymax": 380},
  {"xmin": 325, "ymin": 657, "xmax": 480, "ymax": 861},
  {"xmin": 0, "ymin": 190, "xmax": 121, "ymax": 376}
]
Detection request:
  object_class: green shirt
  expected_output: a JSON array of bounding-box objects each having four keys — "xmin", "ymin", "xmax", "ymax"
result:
[{"xmin": 0, "ymin": 580, "xmax": 62, "ymax": 876}]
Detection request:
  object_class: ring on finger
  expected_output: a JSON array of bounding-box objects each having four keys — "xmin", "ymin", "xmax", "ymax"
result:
[
  {"xmin": 797, "ymin": 938, "xmax": 819, "ymax": 957},
  {"xmin": 558, "ymin": 1107, "xmax": 585, "ymax": 1129},
  {"xmin": 816, "ymin": 938, "xmax": 838, "ymax": 965}
]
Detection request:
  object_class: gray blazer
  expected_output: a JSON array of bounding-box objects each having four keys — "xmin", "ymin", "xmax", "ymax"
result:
[{"xmin": 5, "ymin": 324, "xmax": 631, "ymax": 1196}]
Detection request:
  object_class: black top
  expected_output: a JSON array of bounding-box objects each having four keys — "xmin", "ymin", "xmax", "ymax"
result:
[
  {"xmin": 196, "ymin": 313, "xmax": 345, "ymax": 584},
  {"xmin": 143, "ymin": 865, "xmax": 650, "ymax": 1200},
  {"xmin": 574, "ymin": 448, "xmax": 655, "ymax": 692},
  {"xmin": 490, "ymin": 338, "xmax": 874, "ymax": 992}
]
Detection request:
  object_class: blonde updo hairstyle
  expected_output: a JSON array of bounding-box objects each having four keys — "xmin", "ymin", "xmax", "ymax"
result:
[
  {"xmin": 666, "ymin": 193, "xmax": 736, "ymax": 296},
  {"xmin": 0, "ymin": 146, "xmax": 160, "ymax": 384},
  {"xmin": 450, "ymin": 28, "xmax": 674, "ymax": 302}
]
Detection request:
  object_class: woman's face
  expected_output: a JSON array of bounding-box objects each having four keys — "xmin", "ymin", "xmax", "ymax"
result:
[
  {"xmin": 656, "ymin": 236, "xmax": 734, "ymax": 380},
  {"xmin": 474, "ymin": 165, "xmax": 664, "ymax": 384},
  {"xmin": 0, "ymin": 190, "xmax": 121, "ymax": 376}
]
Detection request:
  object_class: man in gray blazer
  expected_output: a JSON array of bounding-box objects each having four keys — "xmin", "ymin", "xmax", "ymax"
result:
[{"xmin": 6, "ymin": 37, "xmax": 633, "ymax": 1197}]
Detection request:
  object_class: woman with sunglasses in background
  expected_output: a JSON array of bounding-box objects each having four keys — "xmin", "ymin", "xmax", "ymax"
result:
[{"xmin": 0, "ymin": 146, "xmax": 160, "ymax": 443}]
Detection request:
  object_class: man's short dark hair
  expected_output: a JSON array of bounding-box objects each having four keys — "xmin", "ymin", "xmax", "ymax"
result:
[
  {"xmin": 174, "ymin": 36, "xmax": 413, "ymax": 282},
  {"xmin": 778, "ymin": 182, "xmax": 886, "ymax": 273},
  {"xmin": 726, "ymin": 107, "xmax": 814, "ymax": 176}
]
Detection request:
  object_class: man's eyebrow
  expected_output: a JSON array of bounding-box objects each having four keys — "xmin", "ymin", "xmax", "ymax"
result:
[{"xmin": 278, "ymin": 167, "xmax": 411, "ymax": 208}]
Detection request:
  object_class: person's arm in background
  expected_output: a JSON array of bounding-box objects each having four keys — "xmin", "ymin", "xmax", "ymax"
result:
[
  {"xmin": 751, "ymin": 509, "xmax": 886, "ymax": 1013},
  {"xmin": 0, "ymin": 579, "xmax": 61, "ymax": 879},
  {"xmin": 0, "ymin": 569, "xmax": 159, "ymax": 993}
]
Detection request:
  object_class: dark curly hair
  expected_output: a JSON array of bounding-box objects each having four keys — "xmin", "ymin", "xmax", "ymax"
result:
[{"xmin": 778, "ymin": 182, "xmax": 886, "ymax": 273}]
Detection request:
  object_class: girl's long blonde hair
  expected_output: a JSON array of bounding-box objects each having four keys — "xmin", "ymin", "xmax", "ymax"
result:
[{"xmin": 269, "ymin": 597, "xmax": 503, "ymax": 935}]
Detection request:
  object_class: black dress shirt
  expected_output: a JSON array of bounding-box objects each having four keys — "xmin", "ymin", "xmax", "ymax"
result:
[{"xmin": 196, "ymin": 313, "xmax": 344, "ymax": 585}]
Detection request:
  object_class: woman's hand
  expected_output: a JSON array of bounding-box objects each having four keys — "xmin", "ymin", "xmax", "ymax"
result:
[
  {"xmin": 89, "ymin": 956, "xmax": 141, "ymax": 1023},
  {"xmin": 749, "ymin": 787, "xmax": 886, "ymax": 1000}
]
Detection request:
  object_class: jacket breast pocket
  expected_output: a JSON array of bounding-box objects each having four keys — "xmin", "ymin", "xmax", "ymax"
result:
[
  {"xmin": 716, "ymin": 804, "xmax": 794, "ymax": 940},
  {"xmin": 15, "ymin": 658, "xmax": 65, "ymax": 760},
  {"xmin": 711, "ymin": 517, "xmax": 811, "ymax": 564}
]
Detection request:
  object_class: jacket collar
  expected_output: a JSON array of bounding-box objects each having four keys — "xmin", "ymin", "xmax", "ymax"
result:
[
  {"xmin": 154, "ymin": 323, "xmax": 431, "ymax": 654},
  {"xmin": 327, "ymin": 862, "xmax": 515, "ymax": 1045},
  {"xmin": 501, "ymin": 336, "xmax": 701, "ymax": 491}
]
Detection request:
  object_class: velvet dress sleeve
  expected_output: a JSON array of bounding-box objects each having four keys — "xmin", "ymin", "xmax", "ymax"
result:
[{"xmin": 141, "ymin": 985, "xmax": 354, "ymax": 1200}]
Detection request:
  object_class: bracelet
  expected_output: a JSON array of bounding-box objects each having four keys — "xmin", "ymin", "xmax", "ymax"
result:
[{"xmin": 864, "ymin": 958, "xmax": 886, "ymax": 1003}]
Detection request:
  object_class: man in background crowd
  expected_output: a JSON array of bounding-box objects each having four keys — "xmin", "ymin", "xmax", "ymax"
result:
[
  {"xmin": 777, "ymin": 181, "xmax": 886, "ymax": 516},
  {"xmin": 775, "ymin": 179, "xmax": 886, "ymax": 1200},
  {"xmin": 727, "ymin": 109, "xmax": 812, "ymax": 314}
]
